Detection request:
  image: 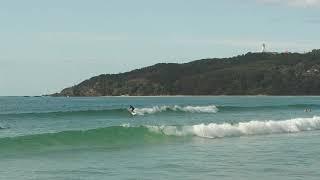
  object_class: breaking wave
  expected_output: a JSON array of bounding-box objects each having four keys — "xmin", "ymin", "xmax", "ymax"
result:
[
  {"xmin": 134, "ymin": 105, "xmax": 218, "ymax": 115},
  {"xmin": 0, "ymin": 105, "xmax": 219, "ymax": 117},
  {"xmin": 148, "ymin": 116, "xmax": 320, "ymax": 138},
  {"xmin": 1, "ymin": 103, "xmax": 317, "ymax": 117},
  {"xmin": 1, "ymin": 116, "xmax": 320, "ymax": 155}
]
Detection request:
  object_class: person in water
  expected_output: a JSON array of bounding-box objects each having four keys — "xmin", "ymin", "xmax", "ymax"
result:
[{"xmin": 129, "ymin": 105, "xmax": 135, "ymax": 112}]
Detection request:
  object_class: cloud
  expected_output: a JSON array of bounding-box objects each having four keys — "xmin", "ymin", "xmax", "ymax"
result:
[{"xmin": 258, "ymin": 0, "xmax": 320, "ymax": 7}]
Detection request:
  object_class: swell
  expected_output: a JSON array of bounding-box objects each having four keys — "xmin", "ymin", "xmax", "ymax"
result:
[
  {"xmin": 0, "ymin": 109, "xmax": 129, "ymax": 118},
  {"xmin": 0, "ymin": 126, "xmax": 172, "ymax": 155},
  {"xmin": 0, "ymin": 105, "xmax": 219, "ymax": 117},
  {"xmin": 0, "ymin": 104, "xmax": 317, "ymax": 117},
  {"xmin": 220, "ymin": 104, "xmax": 318, "ymax": 112},
  {"xmin": 1, "ymin": 116, "xmax": 320, "ymax": 155}
]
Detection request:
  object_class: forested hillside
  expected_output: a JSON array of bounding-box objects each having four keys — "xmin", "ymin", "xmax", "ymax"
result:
[{"xmin": 52, "ymin": 50, "xmax": 320, "ymax": 96}]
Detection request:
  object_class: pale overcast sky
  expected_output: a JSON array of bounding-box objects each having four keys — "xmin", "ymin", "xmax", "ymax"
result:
[{"xmin": 1, "ymin": 0, "xmax": 320, "ymax": 95}]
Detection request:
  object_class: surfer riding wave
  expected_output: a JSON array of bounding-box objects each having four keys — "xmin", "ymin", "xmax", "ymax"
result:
[{"xmin": 129, "ymin": 105, "xmax": 136, "ymax": 115}]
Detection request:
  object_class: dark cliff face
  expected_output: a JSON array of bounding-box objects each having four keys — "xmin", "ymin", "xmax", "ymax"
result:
[{"xmin": 54, "ymin": 50, "xmax": 320, "ymax": 96}]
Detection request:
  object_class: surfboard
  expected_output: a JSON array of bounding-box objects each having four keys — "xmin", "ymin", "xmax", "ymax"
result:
[{"xmin": 128, "ymin": 109, "xmax": 137, "ymax": 116}]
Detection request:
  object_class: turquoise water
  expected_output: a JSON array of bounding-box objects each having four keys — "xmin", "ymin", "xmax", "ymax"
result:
[{"xmin": 0, "ymin": 96, "xmax": 320, "ymax": 179}]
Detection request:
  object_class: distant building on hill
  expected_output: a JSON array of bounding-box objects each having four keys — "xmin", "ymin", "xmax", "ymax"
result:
[
  {"xmin": 259, "ymin": 43, "xmax": 279, "ymax": 55},
  {"xmin": 261, "ymin": 43, "xmax": 266, "ymax": 53}
]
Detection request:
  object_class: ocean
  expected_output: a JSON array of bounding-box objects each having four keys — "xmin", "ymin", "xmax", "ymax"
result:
[{"xmin": 0, "ymin": 96, "xmax": 319, "ymax": 180}]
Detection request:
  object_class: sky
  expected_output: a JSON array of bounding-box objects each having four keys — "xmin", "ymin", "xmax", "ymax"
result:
[{"xmin": 1, "ymin": 0, "xmax": 320, "ymax": 96}]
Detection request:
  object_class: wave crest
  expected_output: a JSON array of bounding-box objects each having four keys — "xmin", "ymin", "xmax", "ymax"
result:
[
  {"xmin": 134, "ymin": 105, "xmax": 218, "ymax": 115},
  {"xmin": 147, "ymin": 116, "xmax": 320, "ymax": 138}
]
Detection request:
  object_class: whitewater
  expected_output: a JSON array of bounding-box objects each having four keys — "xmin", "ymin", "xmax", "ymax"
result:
[
  {"xmin": 146, "ymin": 116, "xmax": 320, "ymax": 138},
  {"xmin": 133, "ymin": 104, "xmax": 219, "ymax": 115},
  {"xmin": 0, "ymin": 96, "xmax": 320, "ymax": 180}
]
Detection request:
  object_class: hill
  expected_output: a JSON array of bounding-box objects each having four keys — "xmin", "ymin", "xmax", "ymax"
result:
[{"xmin": 52, "ymin": 50, "xmax": 320, "ymax": 96}]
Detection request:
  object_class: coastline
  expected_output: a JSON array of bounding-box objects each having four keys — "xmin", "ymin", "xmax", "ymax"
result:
[
  {"xmin": 52, "ymin": 95, "xmax": 320, "ymax": 97},
  {"xmin": 4, "ymin": 94, "xmax": 320, "ymax": 98}
]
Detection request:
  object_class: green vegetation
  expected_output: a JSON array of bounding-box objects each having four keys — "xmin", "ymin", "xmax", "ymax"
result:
[{"xmin": 53, "ymin": 50, "xmax": 320, "ymax": 96}]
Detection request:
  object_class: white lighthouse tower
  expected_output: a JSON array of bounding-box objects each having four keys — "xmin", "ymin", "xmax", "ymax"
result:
[{"xmin": 261, "ymin": 43, "xmax": 266, "ymax": 53}]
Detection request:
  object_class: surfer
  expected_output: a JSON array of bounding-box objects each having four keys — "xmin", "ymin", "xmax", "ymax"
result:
[
  {"xmin": 129, "ymin": 105, "xmax": 135, "ymax": 112},
  {"xmin": 129, "ymin": 105, "xmax": 136, "ymax": 115}
]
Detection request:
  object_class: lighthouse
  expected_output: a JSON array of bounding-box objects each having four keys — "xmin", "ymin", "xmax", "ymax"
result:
[{"xmin": 261, "ymin": 43, "xmax": 266, "ymax": 53}]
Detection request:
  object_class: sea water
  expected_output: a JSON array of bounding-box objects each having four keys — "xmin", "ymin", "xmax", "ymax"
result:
[{"xmin": 0, "ymin": 96, "xmax": 319, "ymax": 180}]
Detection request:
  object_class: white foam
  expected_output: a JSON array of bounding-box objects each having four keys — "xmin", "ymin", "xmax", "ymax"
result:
[
  {"xmin": 134, "ymin": 106, "xmax": 169, "ymax": 115},
  {"xmin": 147, "ymin": 116, "xmax": 320, "ymax": 138},
  {"xmin": 134, "ymin": 105, "xmax": 218, "ymax": 115},
  {"xmin": 121, "ymin": 123, "xmax": 131, "ymax": 128}
]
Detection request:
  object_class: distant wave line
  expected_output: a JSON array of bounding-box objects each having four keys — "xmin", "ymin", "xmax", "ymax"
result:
[
  {"xmin": 0, "ymin": 105, "xmax": 219, "ymax": 116},
  {"xmin": 0, "ymin": 103, "xmax": 318, "ymax": 116}
]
